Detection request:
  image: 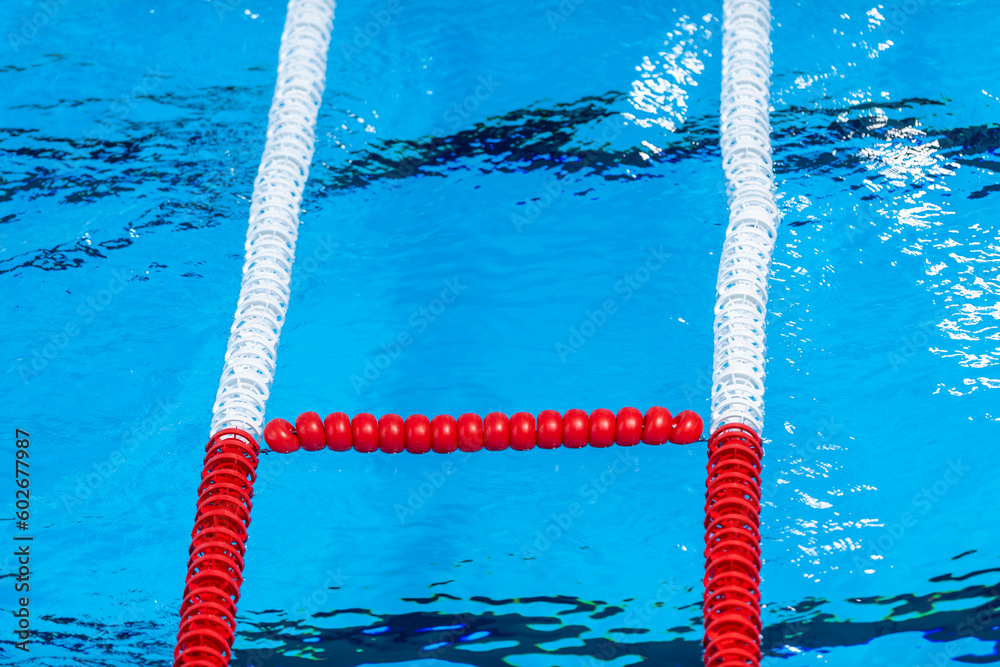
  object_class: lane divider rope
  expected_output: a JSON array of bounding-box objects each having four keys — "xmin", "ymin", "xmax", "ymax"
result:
[
  {"xmin": 174, "ymin": 1, "xmax": 336, "ymax": 665},
  {"xmin": 263, "ymin": 407, "xmax": 705, "ymax": 453},
  {"xmin": 705, "ymin": 1, "xmax": 778, "ymax": 665},
  {"xmin": 210, "ymin": 0, "xmax": 336, "ymax": 442},
  {"xmin": 711, "ymin": 0, "xmax": 779, "ymax": 438},
  {"xmin": 172, "ymin": 1, "xmax": 779, "ymax": 665},
  {"xmin": 174, "ymin": 429, "xmax": 259, "ymax": 667}
]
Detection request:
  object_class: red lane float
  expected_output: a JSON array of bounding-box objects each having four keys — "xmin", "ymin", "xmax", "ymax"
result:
[
  {"xmin": 262, "ymin": 407, "xmax": 704, "ymax": 453},
  {"xmin": 484, "ymin": 412, "xmax": 509, "ymax": 451},
  {"xmin": 615, "ymin": 407, "xmax": 644, "ymax": 446},
  {"xmin": 457, "ymin": 413, "xmax": 484, "ymax": 452},
  {"xmin": 325, "ymin": 412, "xmax": 352, "ymax": 451},
  {"xmin": 378, "ymin": 414, "xmax": 405, "ymax": 454},
  {"xmin": 703, "ymin": 423, "xmax": 764, "ymax": 667},
  {"xmin": 294, "ymin": 411, "xmax": 325, "ymax": 451},
  {"xmin": 589, "ymin": 408, "xmax": 616, "ymax": 448},
  {"xmin": 175, "ymin": 428, "xmax": 259, "ymax": 667},
  {"xmin": 536, "ymin": 410, "xmax": 562, "ymax": 449}
]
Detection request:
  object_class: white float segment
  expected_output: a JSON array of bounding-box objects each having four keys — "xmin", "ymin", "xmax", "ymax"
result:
[
  {"xmin": 210, "ymin": 0, "xmax": 337, "ymax": 440},
  {"xmin": 711, "ymin": 0, "xmax": 779, "ymax": 434}
]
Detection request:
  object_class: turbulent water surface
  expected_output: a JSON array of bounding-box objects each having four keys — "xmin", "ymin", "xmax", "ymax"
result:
[{"xmin": 1, "ymin": 1, "xmax": 999, "ymax": 665}]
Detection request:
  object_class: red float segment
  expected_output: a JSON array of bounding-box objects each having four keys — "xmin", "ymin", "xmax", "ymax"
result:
[
  {"xmin": 641, "ymin": 406, "xmax": 673, "ymax": 445},
  {"xmin": 378, "ymin": 414, "xmax": 405, "ymax": 454},
  {"xmin": 264, "ymin": 407, "xmax": 705, "ymax": 453},
  {"xmin": 431, "ymin": 414, "xmax": 458, "ymax": 453},
  {"xmin": 703, "ymin": 423, "xmax": 763, "ymax": 667},
  {"xmin": 484, "ymin": 412, "xmax": 510, "ymax": 451},
  {"xmin": 615, "ymin": 407, "xmax": 643, "ymax": 446},
  {"xmin": 562, "ymin": 409, "xmax": 589, "ymax": 448},
  {"xmin": 405, "ymin": 414, "xmax": 432, "ymax": 454},
  {"xmin": 589, "ymin": 408, "xmax": 616, "ymax": 448},
  {"xmin": 295, "ymin": 411, "xmax": 326, "ymax": 451},
  {"xmin": 536, "ymin": 410, "xmax": 562, "ymax": 449},
  {"xmin": 457, "ymin": 413, "xmax": 484, "ymax": 452},
  {"xmin": 670, "ymin": 410, "xmax": 704, "ymax": 444},
  {"xmin": 175, "ymin": 428, "xmax": 258, "ymax": 667},
  {"xmin": 351, "ymin": 413, "xmax": 379, "ymax": 453},
  {"xmin": 324, "ymin": 412, "xmax": 352, "ymax": 451},
  {"xmin": 262, "ymin": 418, "xmax": 298, "ymax": 454},
  {"xmin": 510, "ymin": 412, "xmax": 536, "ymax": 451}
]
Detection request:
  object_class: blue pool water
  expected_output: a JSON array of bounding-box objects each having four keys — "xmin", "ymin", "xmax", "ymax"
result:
[{"xmin": 2, "ymin": 0, "xmax": 999, "ymax": 665}]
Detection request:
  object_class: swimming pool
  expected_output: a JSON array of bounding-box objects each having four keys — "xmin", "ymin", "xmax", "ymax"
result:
[{"xmin": 2, "ymin": 0, "xmax": 999, "ymax": 665}]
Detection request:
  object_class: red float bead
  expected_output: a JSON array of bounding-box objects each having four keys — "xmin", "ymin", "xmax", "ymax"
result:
[
  {"xmin": 457, "ymin": 413, "xmax": 484, "ymax": 452},
  {"xmin": 536, "ymin": 410, "xmax": 562, "ymax": 449},
  {"xmin": 352, "ymin": 413, "xmax": 379, "ymax": 453},
  {"xmin": 431, "ymin": 414, "xmax": 458, "ymax": 453},
  {"xmin": 510, "ymin": 412, "xmax": 535, "ymax": 450},
  {"xmin": 641, "ymin": 406, "xmax": 674, "ymax": 445},
  {"xmin": 378, "ymin": 414, "xmax": 405, "ymax": 453},
  {"xmin": 324, "ymin": 412, "xmax": 352, "ymax": 451},
  {"xmin": 263, "ymin": 418, "xmax": 299, "ymax": 454},
  {"xmin": 295, "ymin": 411, "xmax": 326, "ymax": 451},
  {"xmin": 615, "ymin": 407, "xmax": 643, "ymax": 446},
  {"xmin": 563, "ymin": 409, "xmax": 589, "ymax": 448},
  {"xmin": 405, "ymin": 414, "xmax": 432, "ymax": 454},
  {"xmin": 484, "ymin": 412, "xmax": 510, "ymax": 451},
  {"xmin": 589, "ymin": 408, "xmax": 616, "ymax": 448},
  {"xmin": 670, "ymin": 410, "xmax": 704, "ymax": 444}
]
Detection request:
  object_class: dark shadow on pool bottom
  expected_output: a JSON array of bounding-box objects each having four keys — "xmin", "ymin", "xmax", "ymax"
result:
[
  {"xmin": 5, "ymin": 569, "xmax": 998, "ymax": 665},
  {"xmin": 229, "ymin": 576, "xmax": 1000, "ymax": 667}
]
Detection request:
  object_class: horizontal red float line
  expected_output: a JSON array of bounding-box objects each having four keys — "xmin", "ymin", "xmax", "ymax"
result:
[{"xmin": 264, "ymin": 407, "xmax": 704, "ymax": 454}]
